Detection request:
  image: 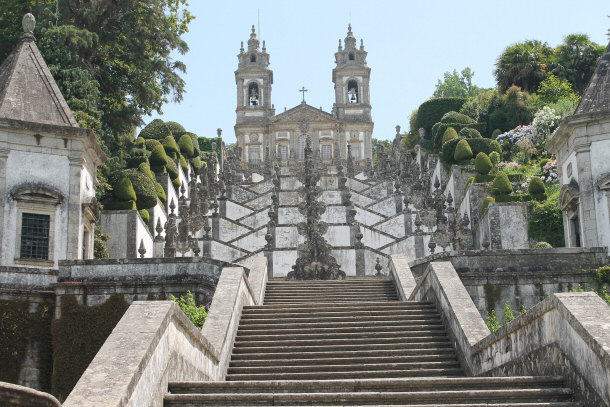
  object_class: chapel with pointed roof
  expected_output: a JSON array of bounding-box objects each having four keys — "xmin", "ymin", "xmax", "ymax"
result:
[{"xmin": 234, "ymin": 25, "xmax": 374, "ymax": 165}]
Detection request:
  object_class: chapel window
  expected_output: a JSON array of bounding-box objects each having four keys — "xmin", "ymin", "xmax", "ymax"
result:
[
  {"xmin": 278, "ymin": 145, "xmax": 289, "ymax": 160},
  {"xmin": 570, "ymin": 215, "xmax": 581, "ymax": 247},
  {"xmin": 20, "ymin": 213, "xmax": 50, "ymax": 260},
  {"xmin": 250, "ymin": 54, "xmax": 256, "ymax": 63},
  {"xmin": 249, "ymin": 146, "xmax": 261, "ymax": 164},
  {"xmin": 347, "ymin": 80, "xmax": 358, "ymax": 104},
  {"xmin": 320, "ymin": 144, "xmax": 332, "ymax": 159},
  {"xmin": 248, "ymin": 83, "xmax": 259, "ymax": 106},
  {"xmin": 349, "ymin": 53, "xmax": 354, "ymax": 61},
  {"xmin": 349, "ymin": 144, "xmax": 361, "ymax": 160}
]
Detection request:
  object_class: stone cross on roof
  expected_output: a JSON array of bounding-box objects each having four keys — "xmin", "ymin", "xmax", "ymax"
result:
[{"xmin": 299, "ymin": 86, "xmax": 308, "ymax": 103}]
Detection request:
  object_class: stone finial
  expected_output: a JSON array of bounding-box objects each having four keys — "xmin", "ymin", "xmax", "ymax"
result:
[
  {"xmin": 338, "ymin": 39, "xmax": 342, "ymax": 51},
  {"xmin": 375, "ymin": 257, "xmax": 383, "ymax": 276},
  {"xmin": 216, "ymin": 128, "xmax": 222, "ymax": 137},
  {"xmin": 240, "ymin": 41, "xmax": 244, "ymax": 53},
  {"xmin": 360, "ymin": 39, "xmax": 365, "ymax": 51},
  {"xmin": 138, "ymin": 239, "xmax": 146, "ymax": 258},
  {"xmin": 395, "ymin": 125, "xmax": 401, "ymax": 136},
  {"xmin": 22, "ymin": 13, "xmax": 35, "ymax": 34}
]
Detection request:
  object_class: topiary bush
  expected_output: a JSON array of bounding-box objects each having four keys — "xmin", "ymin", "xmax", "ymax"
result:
[
  {"xmin": 165, "ymin": 121, "xmax": 186, "ymax": 137},
  {"xmin": 179, "ymin": 154, "xmax": 189, "ymax": 174},
  {"xmin": 139, "ymin": 209, "xmax": 150, "ymax": 224},
  {"xmin": 432, "ymin": 122, "xmax": 487, "ymax": 150},
  {"xmin": 441, "ymin": 138, "xmax": 462, "ymax": 165},
  {"xmin": 467, "ymin": 138, "xmax": 502, "ymax": 157},
  {"xmin": 113, "ymin": 176, "xmax": 137, "ymax": 202},
  {"xmin": 492, "ymin": 171, "xmax": 513, "ymax": 196},
  {"xmin": 198, "ymin": 136, "xmax": 222, "ymax": 154},
  {"xmin": 475, "ymin": 152, "xmax": 493, "ymax": 175},
  {"xmin": 528, "ymin": 176, "xmax": 545, "ymax": 195},
  {"xmin": 489, "ymin": 151, "xmax": 501, "ymax": 166},
  {"xmin": 442, "ymin": 127, "xmax": 458, "ymax": 145},
  {"xmin": 528, "ymin": 199, "xmax": 564, "ymax": 247},
  {"xmin": 184, "ymin": 132, "xmax": 200, "ymax": 156},
  {"xmin": 139, "ymin": 119, "xmax": 172, "ymax": 140},
  {"xmin": 454, "ymin": 139, "xmax": 473, "ymax": 163},
  {"xmin": 138, "ymin": 162, "xmax": 155, "ymax": 181},
  {"xmin": 482, "ymin": 196, "xmax": 495, "ymax": 213},
  {"xmin": 491, "ymin": 129, "xmax": 502, "ymax": 139},
  {"xmin": 125, "ymin": 147, "xmax": 150, "ymax": 168},
  {"xmin": 190, "ymin": 156, "xmax": 202, "ymax": 171},
  {"xmin": 156, "ymin": 182, "xmax": 166, "ymax": 205},
  {"xmin": 103, "ymin": 200, "xmax": 137, "ymax": 210},
  {"xmin": 162, "ymin": 135, "xmax": 180, "ymax": 159},
  {"xmin": 489, "ymin": 109, "xmax": 509, "ymax": 133},
  {"xmin": 459, "ymin": 127, "xmax": 482, "ymax": 138},
  {"xmin": 124, "ymin": 169, "xmax": 158, "ymax": 209},
  {"xmin": 149, "ymin": 143, "xmax": 169, "ymax": 168},
  {"xmin": 534, "ymin": 241, "xmax": 552, "ymax": 248},
  {"xmin": 441, "ymin": 111, "xmax": 475, "ymax": 124},
  {"xmin": 172, "ymin": 177, "xmax": 181, "ymax": 189},
  {"xmin": 166, "ymin": 157, "xmax": 179, "ymax": 179},
  {"xmin": 178, "ymin": 134, "xmax": 195, "ymax": 158},
  {"xmin": 416, "ymin": 97, "xmax": 467, "ymax": 137}
]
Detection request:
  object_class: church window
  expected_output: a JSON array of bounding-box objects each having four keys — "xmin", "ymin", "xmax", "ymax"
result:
[
  {"xmin": 250, "ymin": 54, "xmax": 256, "ymax": 63},
  {"xmin": 248, "ymin": 83, "xmax": 260, "ymax": 106},
  {"xmin": 297, "ymin": 135, "xmax": 307, "ymax": 160},
  {"xmin": 347, "ymin": 80, "xmax": 358, "ymax": 104},
  {"xmin": 349, "ymin": 53, "xmax": 354, "ymax": 61},
  {"xmin": 248, "ymin": 146, "xmax": 261, "ymax": 164},
  {"xmin": 20, "ymin": 213, "xmax": 50, "ymax": 260},
  {"xmin": 350, "ymin": 143, "xmax": 361, "ymax": 160},
  {"xmin": 320, "ymin": 144, "xmax": 332, "ymax": 159},
  {"xmin": 278, "ymin": 145, "xmax": 289, "ymax": 160}
]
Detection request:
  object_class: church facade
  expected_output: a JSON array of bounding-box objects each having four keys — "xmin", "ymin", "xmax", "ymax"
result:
[{"xmin": 234, "ymin": 25, "xmax": 374, "ymax": 165}]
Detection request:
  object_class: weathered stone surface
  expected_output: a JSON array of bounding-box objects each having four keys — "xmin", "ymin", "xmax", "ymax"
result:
[{"xmin": 0, "ymin": 381, "xmax": 61, "ymax": 407}]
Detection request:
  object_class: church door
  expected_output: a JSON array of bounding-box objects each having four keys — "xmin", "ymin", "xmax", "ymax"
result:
[{"xmin": 297, "ymin": 135, "xmax": 307, "ymax": 160}]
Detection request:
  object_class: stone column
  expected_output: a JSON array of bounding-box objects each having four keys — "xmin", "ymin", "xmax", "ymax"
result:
[
  {"xmin": 575, "ymin": 145, "xmax": 599, "ymax": 247},
  {"xmin": 67, "ymin": 155, "xmax": 84, "ymax": 260},
  {"xmin": 0, "ymin": 149, "xmax": 9, "ymax": 262}
]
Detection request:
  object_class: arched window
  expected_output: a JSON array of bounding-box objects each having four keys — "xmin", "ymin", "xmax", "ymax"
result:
[
  {"xmin": 347, "ymin": 80, "xmax": 358, "ymax": 104},
  {"xmin": 250, "ymin": 54, "xmax": 256, "ymax": 63},
  {"xmin": 248, "ymin": 83, "xmax": 259, "ymax": 106},
  {"xmin": 349, "ymin": 53, "xmax": 354, "ymax": 61},
  {"xmin": 297, "ymin": 135, "xmax": 307, "ymax": 160}
]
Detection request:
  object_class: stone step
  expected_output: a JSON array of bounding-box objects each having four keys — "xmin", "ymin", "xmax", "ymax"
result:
[
  {"xmin": 266, "ymin": 278, "xmax": 393, "ymax": 284},
  {"xmin": 235, "ymin": 331, "xmax": 449, "ymax": 344},
  {"xmin": 239, "ymin": 313, "xmax": 441, "ymax": 324},
  {"xmin": 241, "ymin": 308, "xmax": 436, "ymax": 319},
  {"xmin": 231, "ymin": 342, "xmax": 454, "ymax": 354},
  {"xmin": 168, "ymin": 376, "xmax": 568, "ymax": 394},
  {"xmin": 236, "ymin": 328, "xmax": 446, "ymax": 339},
  {"xmin": 243, "ymin": 300, "xmax": 432, "ymax": 310},
  {"xmin": 224, "ymin": 367, "xmax": 465, "ymax": 381},
  {"xmin": 263, "ymin": 294, "xmax": 398, "ymax": 301},
  {"xmin": 237, "ymin": 319, "xmax": 443, "ymax": 330},
  {"xmin": 265, "ymin": 285, "xmax": 395, "ymax": 292},
  {"xmin": 229, "ymin": 354, "xmax": 458, "ymax": 368},
  {"xmin": 229, "ymin": 348, "xmax": 456, "ymax": 360}
]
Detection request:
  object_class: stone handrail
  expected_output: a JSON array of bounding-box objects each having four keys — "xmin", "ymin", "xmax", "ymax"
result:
[
  {"xmin": 63, "ymin": 261, "xmax": 268, "ymax": 406},
  {"xmin": 392, "ymin": 259, "xmax": 610, "ymax": 406},
  {"xmin": 0, "ymin": 381, "xmax": 61, "ymax": 406}
]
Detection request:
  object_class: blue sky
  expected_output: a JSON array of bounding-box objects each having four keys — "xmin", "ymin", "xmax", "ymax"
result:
[{"xmin": 147, "ymin": 1, "xmax": 609, "ymax": 143}]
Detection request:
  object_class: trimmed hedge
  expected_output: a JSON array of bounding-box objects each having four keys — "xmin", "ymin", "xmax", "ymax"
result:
[
  {"xmin": 162, "ymin": 135, "xmax": 180, "ymax": 158},
  {"xmin": 482, "ymin": 196, "xmax": 495, "ymax": 213},
  {"xmin": 184, "ymin": 132, "xmax": 200, "ymax": 156},
  {"xmin": 125, "ymin": 147, "xmax": 150, "ymax": 168},
  {"xmin": 139, "ymin": 119, "xmax": 172, "ymax": 140},
  {"xmin": 124, "ymin": 169, "xmax": 158, "ymax": 210},
  {"xmin": 416, "ymin": 97, "xmax": 466, "ymax": 137},
  {"xmin": 454, "ymin": 139, "xmax": 473, "ymax": 162},
  {"xmin": 528, "ymin": 176, "xmax": 545, "ymax": 195},
  {"xmin": 190, "ymin": 156, "xmax": 202, "ymax": 171},
  {"xmin": 507, "ymin": 173, "xmax": 525, "ymax": 182},
  {"xmin": 441, "ymin": 111, "xmax": 475, "ymax": 124},
  {"xmin": 491, "ymin": 129, "xmax": 502, "ymax": 139},
  {"xmin": 172, "ymin": 177, "xmax": 181, "ymax": 189},
  {"xmin": 139, "ymin": 209, "xmax": 150, "ymax": 224},
  {"xmin": 432, "ymin": 122, "xmax": 486, "ymax": 150},
  {"xmin": 165, "ymin": 121, "xmax": 186, "ymax": 137},
  {"xmin": 459, "ymin": 127, "xmax": 482, "ymax": 138},
  {"xmin": 474, "ymin": 174, "xmax": 495, "ymax": 183},
  {"xmin": 156, "ymin": 182, "xmax": 167, "ymax": 205},
  {"xmin": 138, "ymin": 162, "xmax": 155, "ymax": 181},
  {"xmin": 442, "ymin": 127, "xmax": 458, "ymax": 145},
  {"xmin": 178, "ymin": 134, "xmax": 195, "ymax": 158},
  {"xmin": 179, "ymin": 154, "xmax": 189, "ymax": 174},
  {"xmin": 489, "ymin": 151, "xmax": 501, "ymax": 166},
  {"xmin": 492, "ymin": 171, "xmax": 513, "ymax": 196},
  {"xmin": 166, "ymin": 157, "xmax": 179, "ymax": 179},
  {"xmin": 466, "ymin": 138, "xmax": 502, "ymax": 157},
  {"xmin": 149, "ymin": 144, "xmax": 169, "ymax": 167},
  {"xmin": 113, "ymin": 176, "xmax": 137, "ymax": 202},
  {"xmin": 475, "ymin": 152, "xmax": 492, "ymax": 175},
  {"xmin": 103, "ymin": 200, "xmax": 137, "ymax": 210},
  {"xmin": 198, "ymin": 136, "xmax": 221, "ymax": 154}
]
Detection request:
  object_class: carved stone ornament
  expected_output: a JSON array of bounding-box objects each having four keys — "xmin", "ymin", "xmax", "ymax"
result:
[{"xmin": 249, "ymin": 134, "xmax": 259, "ymax": 142}]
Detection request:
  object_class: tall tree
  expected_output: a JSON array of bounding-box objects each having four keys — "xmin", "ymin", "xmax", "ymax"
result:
[
  {"xmin": 433, "ymin": 67, "xmax": 482, "ymax": 98},
  {"xmin": 551, "ymin": 34, "xmax": 605, "ymax": 95},
  {"xmin": 494, "ymin": 40, "xmax": 554, "ymax": 93}
]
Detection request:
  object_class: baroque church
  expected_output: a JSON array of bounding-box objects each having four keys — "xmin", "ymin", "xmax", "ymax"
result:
[{"xmin": 235, "ymin": 25, "xmax": 374, "ymax": 165}]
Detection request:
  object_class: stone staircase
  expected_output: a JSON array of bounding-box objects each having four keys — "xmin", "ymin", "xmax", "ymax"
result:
[{"xmin": 165, "ymin": 277, "xmax": 581, "ymax": 406}]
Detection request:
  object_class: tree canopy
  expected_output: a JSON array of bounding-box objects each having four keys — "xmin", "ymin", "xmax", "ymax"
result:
[
  {"xmin": 494, "ymin": 40, "xmax": 554, "ymax": 93},
  {"xmin": 433, "ymin": 68, "xmax": 483, "ymax": 98},
  {"xmin": 551, "ymin": 34, "xmax": 605, "ymax": 94}
]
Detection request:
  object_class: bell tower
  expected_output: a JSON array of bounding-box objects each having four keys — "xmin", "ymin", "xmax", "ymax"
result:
[{"xmin": 332, "ymin": 24, "xmax": 372, "ymax": 122}]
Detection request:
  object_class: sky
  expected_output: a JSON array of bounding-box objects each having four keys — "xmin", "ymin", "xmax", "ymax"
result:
[{"xmin": 146, "ymin": 1, "xmax": 609, "ymax": 144}]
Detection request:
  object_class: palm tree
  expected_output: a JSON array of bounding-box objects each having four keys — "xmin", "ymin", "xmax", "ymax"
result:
[{"xmin": 494, "ymin": 40, "xmax": 553, "ymax": 93}]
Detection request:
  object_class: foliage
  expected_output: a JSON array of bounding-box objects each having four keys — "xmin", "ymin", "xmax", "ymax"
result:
[
  {"xmin": 166, "ymin": 157, "xmax": 179, "ymax": 179},
  {"xmin": 572, "ymin": 284, "xmax": 610, "ymax": 306},
  {"xmin": 162, "ymin": 135, "xmax": 180, "ymax": 158},
  {"xmin": 489, "ymin": 109, "xmax": 509, "ymax": 134},
  {"xmin": 179, "ymin": 154, "xmax": 189, "ymax": 174},
  {"xmin": 485, "ymin": 310, "xmax": 501, "ymax": 332},
  {"xmin": 432, "ymin": 67, "xmax": 483, "ymax": 98},
  {"xmin": 138, "ymin": 208, "xmax": 150, "ymax": 223},
  {"xmin": 535, "ymin": 74, "xmax": 580, "ymax": 106},
  {"xmin": 416, "ymin": 97, "xmax": 466, "ymax": 137},
  {"xmin": 475, "ymin": 152, "xmax": 493, "ymax": 175},
  {"xmin": 190, "ymin": 156, "xmax": 202, "ymax": 171},
  {"xmin": 534, "ymin": 241, "xmax": 553, "ymax": 248},
  {"xmin": 515, "ymin": 138, "xmax": 537, "ymax": 164},
  {"xmin": 442, "ymin": 127, "xmax": 458, "ymax": 145},
  {"xmin": 165, "ymin": 121, "xmax": 186, "ymax": 137},
  {"xmin": 459, "ymin": 127, "xmax": 482, "ymax": 139},
  {"xmin": 495, "ymin": 125, "xmax": 533, "ymax": 161},
  {"xmin": 52, "ymin": 295, "xmax": 129, "ymax": 400},
  {"xmin": 103, "ymin": 200, "xmax": 137, "ymax": 210},
  {"xmin": 587, "ymin": 265, "xmax": 610, "ymax": 288},
  {"xmin": 492, "ymin": 171, "xmax": 513, "ymax": 196},
  {"xmin": 502, "ymin": 86, "xmax": 533, "ymax": 128},
  {"xmin": 528, "ymin": 176, "xmax": 545, "ymax": 195},
  {"xmin": 503, "ymin": 302, "xmax": 515, "ymax": 323},
  {"xmin": 408, "ymin": 109, "xmax": 419, "ymax": 133},
  {"xmin": 551, "ymin": 34, "xmax": 605, "ymax": 94},
  {"xmin": 531, "ymin": 106, "xmax": 561, "ymax": 146},
  {"xmin": 482, "ymin": 196, "xmax": 495, "ymax": 213},
  {"xmin": 198, "ymin": 136, "xmax": 222, "ymax": 154},
  {"xmin": 489, "ymin": 151, "xmax": 501, "ymax": 167},
  {"xmin": 93, "ymin": 225, "xmax": 110, "ymax": 259},
  {"xmin": 460, "ymin": 89, "xmax": 499, "ymax": 125},
  {"xmin": 149, "ymin": 143, "xmax": 169, "ymax": 167},
  {"xmin": 169, "ymin": 291, "xmax": 208, "ymax": 328},
  {"xmin": 178, "ymin": 133, "xmax": 195, "ymax": 158},
  {"xmin": 454, "ymin": 139, "xmax": 473, "ymax": 162},
  {"xmin": 138, "ymin": 162, "xmax": 155, "ymax": 180},
  {"xmin": 140, "ymin": 119, "xmax": 172, "ymax": 140},
  {"xmin": 494, "ymin": 40, "xmax": 554, "ymax": 93},
  {"xmin": 156, "ymin": 182, "xmax": 167, "ymax": 205},
  {"xmin": 401, "ymin": 131, "xmax": 419, "ymax": 151},
  {"xmin": 528, "ymin": 193, "xmax": 564, "ymax": 248},
  {"xmin": 124, "ymin": 169, "xmax": 158, "ymax": 209},
  {"xmin": 113, "ymin": 176, "xmax": 137, "ymax": 202},
  {"xmin": 491, "ymin": 129, "xmax": 502, "ymax": 139},
  {"xmin": 441, "ymin": 111, "xmax": 475, "ymax": 124}
]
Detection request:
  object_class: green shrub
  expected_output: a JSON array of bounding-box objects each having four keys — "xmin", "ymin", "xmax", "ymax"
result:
[
  {"xmin": 507, "ymin": 173, "xmax": 525, "ymax": 182},
  {"xmin": 454, "ymin": 139, "xmax": 473, "ymax": 162},
  {"xmin": 442, "ymin": 127, "xmax": 458, "ymax": 145},
  {"xmin": 474, "ymin": 174, "xmax": 495, "ymax": 183},
  {"xmin": 162, "ymin": 135, "xmax": 180, "ymax": 158},
  {"xmin": 467, "ymin": 138, "xmax": 502, "ymax": 157},
  {"xmin": 459, "ymin": 127, "xmax": 482, "ymax": 138},
  {"xmin": 503, "ymin": 302, "xmax": 515, "ymax": 323},
  {"xmin": 494, "ymin": 194, "xmax": 527, "ymax": 202},
  {"xmin": 169, "ymin": 291, "xmax": 208, "ymax": 328},
  {"xmin": 172, "ymin": 177, "xmax": 181, "ymax": 189},
  {"xmin": 485, "ymin": 310, "xmax": 501, "ymax": 332},
  {"xmin": 124, "ymin": 169, "xmax": 158, "ymax": 209},
  {"xmin": 150, "ymin": 165, "xmax": 166, "ymax": 174},
  {"xmin": 125, "ymin": 147, "xmax": 150, "ymax": 168},
  {"xmin": 184, "ymin": 132, "xmax": 200, "ymax": 156},
  {"xmin": 432, "ymin": 122, "xmax": 487, "ymax": 150},
  {"xmin": 156, "ymin": 182, "xmax": 167, "ymax": 205},
  {"xmin": 198, "ymin": 136, "xmax": 222, "ymax": 154},
  {"xmin": 440, "ymin": 138, "xmax": 462, "ymax": 165},
  {"xmin": 528, "ymin": 176, "xmax": 545, "ymax": 195},
  {"xmin": 179, "ymin": 154, "xmax": 189, "ymax": 173},
  {"xmin": 492, "ymin": 171, "xmax": 513, "ymax": 196},
  {"xmin": 491, "ymin": 129, "xmax": 502, "ymax": 139},
  {"xmin": 489, "ymin": 151, "xmax": 501, "ymax": 166},
  {"xmin": 416, "ymin": 97, "xmax": 467, "ymax": 136},
  {"xmin": 165, "ymin": 121, "xmax": 186, "ymax": 137},
  {"xmin": 139, "ymin": 209, "xmax": 150, "ymax": 224},
  {"xmin": 102, "ymin": 200, "xmax": 137, "ymax": 210},
  {"xmin": 440, "ymin": 111, "xmax": 475, "ymax": 124},
  {"xmin": 138, "ymin": 162, "xmax": 155, "ymax": 181},
  {"xmin": 466, "ymin": 176, "xmax": 475, "ymax": 187},
  {"xmin": 149, "ymin": 144, "xmax": 169, "ymax": 167},
  {"xmin": 190, "ymin": 156, "xmax": 202, "ymax": 171},
  {"xmin": 144, "ymin": 139, "xmax": 162, "ymax": 151},
  {"xmin": 113, "ymin": 176, "xmax": 137, "ymax": 202},
  {"xmin": 528, "ymin": 198, "xmax": 564, "ymax": 247},
  {"xmin": 166, "ymin": 157, "xmax": 179, "ymax": 179},
  {"xmin": 539, "ymin": 158, "xmax": 549, "ymax": 169},
  {"xmin": 489, "ymin": 109, "xmax": 509, "ymax": 133},
  {"xmin": 475, "ymin": 152, "xmax": 493, "ymax": 175},
  {"xmin": 178, "ymin": 134, "xmax": 195, "ymax": 158},
  {"xmin": 534, "ymin": 241, "xmax": 552, "ymax": 248},
  {"xmin": 134, "ymin": 137, "xmax": 146, "ymax": 147},
  {"xmin": 482, "ymin": 196, "xmax": 495, "ymax": 213},
  {"xmin": 139, "ymin": 119, "xmax": 172, "ymax": 140}
]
